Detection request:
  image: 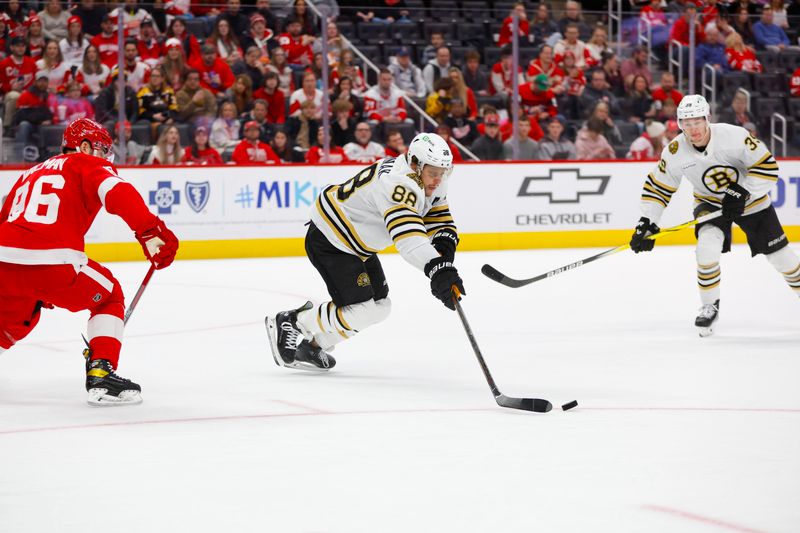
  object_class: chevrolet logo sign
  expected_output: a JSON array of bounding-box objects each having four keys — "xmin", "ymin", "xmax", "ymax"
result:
[{"xmin": 517, "ymin": 169, "xmax": 610, "ymax": 203}]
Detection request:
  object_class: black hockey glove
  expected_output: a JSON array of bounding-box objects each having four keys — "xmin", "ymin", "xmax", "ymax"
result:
[
  {"xmin": 431, "ymin": 228, "xmax": 459, "ymax": 262},
  {"xmin": 721, "ymin": 182, "xmax": 750, "ymax": 221},
  {"xmin": 424, "ymin": 256, "xmax": 465, "ymax": 311},
  {"xmin": 630, "ymin": 217, "xmax": 660, "ymax": 253}
]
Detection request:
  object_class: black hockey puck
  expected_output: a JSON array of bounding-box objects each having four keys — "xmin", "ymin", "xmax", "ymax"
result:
[{"xmin": 561, "ymin": 400, "xmax": 578, "ymax": 411}]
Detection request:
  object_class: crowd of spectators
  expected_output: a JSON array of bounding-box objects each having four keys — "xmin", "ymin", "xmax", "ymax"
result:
[{"xmin": 2, "ymin": 0, "xmax": 800, "ymax": 165}]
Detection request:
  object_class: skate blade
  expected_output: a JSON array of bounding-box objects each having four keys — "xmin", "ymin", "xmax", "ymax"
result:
[
  {"xmin": 283, "ymin": 360, "xmax": 330, "ymax": 372},
  {"xmin": 265, "ymin": 316, "xmax": 287, "ymax": 368},
  {"xmin": 87, "ymin": 388, "xmax": 142, "ymax": 407}
]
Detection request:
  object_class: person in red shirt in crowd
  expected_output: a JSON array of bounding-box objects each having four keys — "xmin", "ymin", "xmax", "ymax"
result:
[
  {"xmin": 232, "ymin": 120, "xmax": 280, "ymax": 164},
  {"xmin": 497, "ymin": 2, "xmax": 530, "ymax": 46},
  {"xmin": 253, "ymin": 71, "xmax": 286, "ymax": 124},
  {"xmin": 277, "ymin": 17, "xmax": 314, "ymax": 68},
  {"xmin": 363, "ymin": 68, "xmax": 408, "ymax": 124},
  {"xmin": 626, "ymin": 120, "xmax": 666, "ymax": 160},
  {"xmin": 383, "ymin": 129, "xmax": 407, "ymax": 157},
  {"xmin": 561, "ymin": 50, "xmax": 586, "ymax": 95},
  {"xmin": 527, "ymin": 44, "xmax": 564, "ymax": 84},
  {"xmin": 24, "ymin": 15, "xmax": 47, "ymax": 60},
  {"xmin": 669, "ymin": 4, "xmax": 704, "ymax": 46},
  {"xmin": 640, "ymin": 0, "xmax": 668, "ymax": 27},
  {"xmin": 91, "ymin": 13, "xmax": 123, "ymax": 69},
  {"xmin": 181, "ymin": 125, "xmax": 223, "ymax": 165},
  {"xmin": 651, "ymin": 72, "xmax": 683, "ymax": 105},
  {"xmin": 136, "ymin": 17, "xmax": 162, "ymax": 68},
  {"xmin": 289, "ymin": 70, "xmax": 323, "ymax": 117},
  {"xmin": 489, "ymin": 45, "xmax": 524, "ymax": 101},
  {"xmin": 166, "ymin": 17, "xmax": 202, "ymax": 62},
  {"xmin": 519, "ymin": 73, "xmax": 562, "ymax": 122},
  {"xmin": 725, "ymin": 32, "xmax": 763, "ymax": 73},
  {"xmin": 702, "ymin": 0, "xmax": 720, "ymax": 28},
  {"xmin": 790, "ymin": 67, "xmax": 800, "ymax": 96},
  {"xmin": 190, "ymin": 44, "xmax": 235, "ymax": 97},
  {"xmin": 1, "ymin": 36, "xmax": 39, "ymax": 128},
  {"xmin": 305, "ymin": 127, "xmax": 350, "ymax": 164},
  {"xmin": 0, "ymin": 118, "xmax": 178, "ymax": 406},
  {"xmin": 14, "ymin": 74, "xmax": 58, "ymax": 155}
]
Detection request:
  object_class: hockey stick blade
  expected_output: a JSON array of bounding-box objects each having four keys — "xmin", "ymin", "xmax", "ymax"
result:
[
  {"xmin": 497, "ymin": 394, "xmax": 553, "ymax": 413},
  {"xmin": 452, "ymin": 288, "xmax": 552, "ymax": 413}
]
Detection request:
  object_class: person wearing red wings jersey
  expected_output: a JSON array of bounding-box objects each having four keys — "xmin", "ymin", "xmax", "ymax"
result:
[{"xmin": 0, "ymin": 118, "xmax": 179, "ymax": 406}]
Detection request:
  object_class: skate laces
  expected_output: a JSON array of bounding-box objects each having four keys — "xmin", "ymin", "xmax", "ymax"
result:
[
  {"xmin": 279, "ymin": 320, "xmax": 302, "ymax": 349},
  {"xmin": 89, "ymin": 361, "xmax": 130, "ymax": 382},
  {"xmin": 698, "ymin": 303, "xmax": 718, "ymax": 319}
]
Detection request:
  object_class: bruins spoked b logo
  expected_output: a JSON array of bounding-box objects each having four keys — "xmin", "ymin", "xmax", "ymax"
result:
[{"xmin": 701, "ymin": 166, "xmax": 739, "ymax": 193}]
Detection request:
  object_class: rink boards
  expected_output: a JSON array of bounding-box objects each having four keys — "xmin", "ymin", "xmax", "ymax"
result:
[{"xmin": 1, "ymin": 160, "xmax": 799, "ymax": 261}]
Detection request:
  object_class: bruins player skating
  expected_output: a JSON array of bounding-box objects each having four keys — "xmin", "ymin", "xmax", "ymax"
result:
[
  {"xmin": 630, "ymin": 95, "xmax": 800, "ymax": 336},
  {"xmin": 266, "ymin": 133, "xmax": 465, "ymax": 370}
]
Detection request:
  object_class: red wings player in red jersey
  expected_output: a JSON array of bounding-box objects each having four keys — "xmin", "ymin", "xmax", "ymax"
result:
[{"xmin": 0, "ymin": 118, "xmax": 179, "ymax": 406}]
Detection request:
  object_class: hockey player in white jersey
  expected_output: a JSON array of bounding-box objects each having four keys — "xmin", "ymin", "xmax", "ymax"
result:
[
  {"xmin": 266, "ymin": 133, "xmax": 465, "ymax": 370},
  {"xmin": 629, "ymin": 95, "xmax": 800, "ymax": 336}
]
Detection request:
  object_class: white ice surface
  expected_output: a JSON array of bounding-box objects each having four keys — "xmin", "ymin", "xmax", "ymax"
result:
[{"xmin": 1, "ymin": 245, "xmax": 799, "ymax": 533}]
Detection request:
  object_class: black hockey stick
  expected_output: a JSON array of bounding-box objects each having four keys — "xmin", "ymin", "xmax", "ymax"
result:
[
  {"xmin": 123, "ymin": 264, "xmax": 156, "ymax": 326},
  {"xmin": 452, "ymin": 287, "xmax": 552, "ymax": 413},
  {"xmin": 482, "ymin": 210, "xmax": 723, "ymax": 289}
]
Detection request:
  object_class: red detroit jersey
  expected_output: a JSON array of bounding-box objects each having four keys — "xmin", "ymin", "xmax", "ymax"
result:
[{"xmin": 0, "ymin": 153, "xmax": 143, "ymax": 266}]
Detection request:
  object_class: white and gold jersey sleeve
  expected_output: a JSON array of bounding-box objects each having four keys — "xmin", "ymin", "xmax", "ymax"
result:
[
  {"xmin": 733, "ymin": 127, "xmax": 779, "ymax": 202},
  {"xmin": 639, "ymin": 150, "xmax": 681, "ymax": 224},
  {"xmin": 310, "ymin": 156, "xmax": 444, "ymax": 271}
]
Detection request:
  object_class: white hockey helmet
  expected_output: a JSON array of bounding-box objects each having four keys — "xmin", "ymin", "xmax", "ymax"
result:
[
  {"xmin": 676, "ymin": 94, "xmax": 710, "ymax": 122},
  {"xmin": 407, "ymin": 132, "xmax": 453, "ymax": 176}
]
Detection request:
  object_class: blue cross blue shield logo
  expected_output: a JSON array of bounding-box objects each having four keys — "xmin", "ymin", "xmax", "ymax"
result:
[
  {"xmin": 148, "ymin": 181, "xmax": 180, "ymax": 215},
  {"xmin": 185, "ymin": 181, "xmax": 210, "ymax": 213}
]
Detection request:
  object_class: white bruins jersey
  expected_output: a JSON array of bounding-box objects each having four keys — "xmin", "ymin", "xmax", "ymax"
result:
[
  {"xmin": 310, "ymin": 156, "xmax": 456, "ymax": 270},
  {"xmin": 640, "ymin": 123, "xmax": 779, "ymax": 223}
]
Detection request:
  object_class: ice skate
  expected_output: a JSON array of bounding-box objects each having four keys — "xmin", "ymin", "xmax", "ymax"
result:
[
  {"xmin": 85, "ymin": 359, "xmax": 142, "ymax": 406},
  {"xmin": 266, "ymin": 301, "xmax": 333, "ymax": 371},
  {"xmin": 695, "ymin": 300, "xmax": 720, "ymax": 338},
  {"xmin": 294, "ymin": 340, "xmax": 336, "ymax": 370}
]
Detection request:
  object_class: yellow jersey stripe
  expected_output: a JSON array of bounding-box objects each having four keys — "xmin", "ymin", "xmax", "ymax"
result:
[
  {"xmin": 647, "ymin": 173, "xmax": 678, "ymax": 193},
  {"xmin": 392, "ymin": 229, "xmax": 428, "ymax": 243},
  {"xmin": 642, "ymin": 194, "xmax": 667, "ymax": 207},
  {"xmin": 427, "ymin": 204, "xmax": 450, "ymax": 214},
  {"xmin": 316, "ymin": 197, "xmax": 363, "ymax": 257},
  {"xmin": 386, "ymin": 215, "xmax": 425, "ymax": 232},
  {"xmin": 384, "ymin": 204, "xmax": 418, "ymax": 219},
  {"xmin": 325, "ymin": 188, "xmax": 380, "ymax": 255},
  {"xmin": 746, "ymin": 171, "xmax": 778, "ymax": 181},
  {"xmin": 427, "ymin": 225, "xmax": 457, "ymax": 236},
  {"xmin": 749, "ymin": 152, "xmax": 775, "ymax": 169},
  {"xmin": 643, "ymin": 183, "xmax": 671, "ymax": 203}
]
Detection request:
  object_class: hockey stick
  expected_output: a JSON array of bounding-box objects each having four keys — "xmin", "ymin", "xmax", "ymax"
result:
[
  {"xmin": 123, "ymin": 264, "xmax": 156, "ymax": 326},
  {"xmin": 452, "ymin": 287, "xmax": 552, "ymax": 413},
  {"xmin": 82, "ymin": 264, "xmax": 156, "ymax": 355},
  {"xmin": 482, "ymin": 210, "xmax": 724, "ymax": 289}
]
